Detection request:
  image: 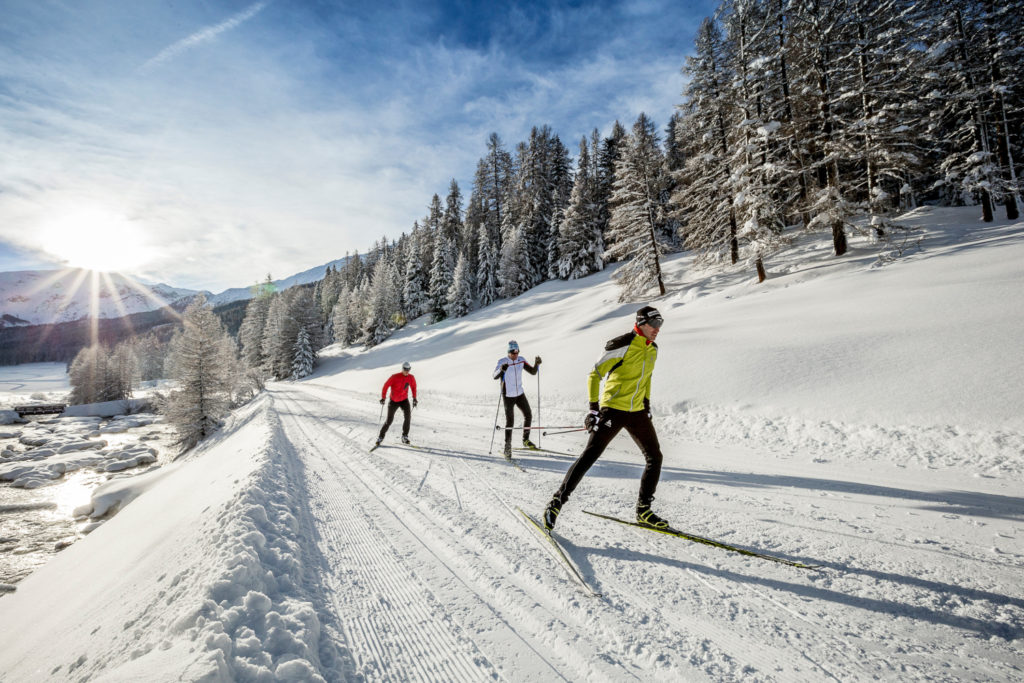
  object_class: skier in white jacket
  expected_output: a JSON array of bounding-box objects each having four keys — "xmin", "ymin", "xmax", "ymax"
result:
[{"xmin": 493, "ymin": 340, "xmax": 542, "ymax": 458}]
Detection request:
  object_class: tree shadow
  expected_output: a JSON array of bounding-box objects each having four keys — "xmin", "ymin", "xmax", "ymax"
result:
[{"xmin": 555, "ymin": 536, "xmax": 1023, "ymax": 641}]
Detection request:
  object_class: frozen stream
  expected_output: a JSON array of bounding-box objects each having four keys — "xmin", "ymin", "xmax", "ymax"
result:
[{"xmin": 0, "ymin": 363, "xmax": 173, "ymax": 590}]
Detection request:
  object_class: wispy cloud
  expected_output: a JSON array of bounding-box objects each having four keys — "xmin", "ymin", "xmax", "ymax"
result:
[{"xmin": 141, "ymin": 1, "xmax": 269, "ymax": 72}]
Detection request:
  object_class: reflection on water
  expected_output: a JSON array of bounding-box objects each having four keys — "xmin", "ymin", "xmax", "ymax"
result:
[{"xmin": 0, "ymin": 471, "xmax": 106, "ymax": 587}]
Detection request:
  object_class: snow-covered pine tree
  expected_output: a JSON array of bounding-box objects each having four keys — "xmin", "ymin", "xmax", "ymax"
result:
[
  {"xmin": 481, "ymin": 133, "xmax": 514, "ymax": 237},
  {"xmin": 329, "ymin": 285, "xmax": 353, "ymax": 346},
  {"xmin": 428, "ymin": 231, "xmax": 454, "ymax": 323},
  {"xmin": 787, "ymin": 0, "xmax": 854, "ymax": 255},
  {"xmin": 261, "ymin": 291, "xmax": 299, "ymax": 380},
  {"xmin": 446, "ymin": 252, "xmax": 475, "ymax": 318},
  {"xmin": 365, "ymin": 257, "xmax": 400, "ymax": 346},
  {"xmin": 499, "ymin": 225, "xmax": 532, "ymax": 298},
  {"xmin": 596, "ymin": 122, "xmax": 627, "ymax": 252},
  {"xmin": 238, "ymin": 294, "xmax": 271, "ymax": 371},
  {"xmin": 462, "ymin": 189, "xmax": 485, "ymax": 279},
  {"xmin": 725, "ymin": 0, "xmax": 788, "ymax": 281},
  {"xmin": 606, "ymin": 113, "xmax": 669, "ymax": 300},
  {"xmin": 291, "ymin": 327, "xmax": 314, "ymax": 380},
  {"xmin": 347, "ymin": 277, "xmax": 370, "ymax": 346},
  {"xmin": 676, "ymin": 16, "xmax": 741, "ymax": 266},
  {"xmin": 556, "ymin": 136, "xmax": 604, "ymax": 279},
  {"xmin": 443, "ymin": 179, "xmax": 464, "ymax": 255},
  {"xmin": 475, "ymin": 221, "xmax": 500, "ymax": 307},
  {"xmin": 403, "ymin": 222, "xmax": 428, "ymax": 320},
  {"xmin": 924, "ymin": 0, "xmax": 1020, "ymax": 222},
  {"xmin": 164, "ymin": 295, "xmax": 240, "ymax": 450},
  {"xmin": 136, "ymin": 332, "xmax": 167, "ymax": 381}
]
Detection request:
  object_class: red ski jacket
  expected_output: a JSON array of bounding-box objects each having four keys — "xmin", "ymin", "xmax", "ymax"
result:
[{"xmin": 382, "ymin": 373, "xmax": 417, "ymax": 403}]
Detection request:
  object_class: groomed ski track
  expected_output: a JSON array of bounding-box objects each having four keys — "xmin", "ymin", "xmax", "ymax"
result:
[{"xmin": 270, "ymin": 380, "xmax": 1023, "ymax": 682}]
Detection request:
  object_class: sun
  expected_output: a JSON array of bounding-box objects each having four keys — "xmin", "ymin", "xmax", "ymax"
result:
[{"xmin": 39, "ymin": 205, "xmax": 154, "ymax": 273}]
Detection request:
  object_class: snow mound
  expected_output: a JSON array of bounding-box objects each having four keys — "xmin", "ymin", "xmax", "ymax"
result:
[{"xmin": 0, "ymin": 395, "xmax": 339, "ymax": 681}]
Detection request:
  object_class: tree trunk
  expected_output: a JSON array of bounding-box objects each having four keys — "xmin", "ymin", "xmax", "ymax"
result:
[{"xmin": 756, "ymin": 257, "xmax": 766, "ymax": 283}]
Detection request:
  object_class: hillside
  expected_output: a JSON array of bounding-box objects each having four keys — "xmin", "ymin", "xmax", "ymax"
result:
[{"xmin": 0, "ymin": 207, "xmax": 1021, "ymax": 681}]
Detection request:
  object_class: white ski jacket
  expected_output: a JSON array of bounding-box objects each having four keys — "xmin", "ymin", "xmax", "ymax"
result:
[{"xmin": 493, "ymin": 356, "xmax": 538, "ymax": 398}]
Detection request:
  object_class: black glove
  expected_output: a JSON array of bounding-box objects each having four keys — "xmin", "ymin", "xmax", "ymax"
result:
[
  {"xmin": 500, "ymin": 362, "xmax": 509, "ymax": 371},
  {"xmin": 413, "ymin": 398, "xmax": 418, "ymax": 408},
  {"xmin": 379, "ymin": 398, "xmax": 386, "ymax": 405},
  {"xmin": 584, "ymin": 408, "xmax": 601, "ymax": 433},
  {"xmin": 643, "ymin": 397, "xmax": 651, "ymax": 418},
  {"xmin": 534, "ymin": 356, "xmax": 542, "ymax": 366}
]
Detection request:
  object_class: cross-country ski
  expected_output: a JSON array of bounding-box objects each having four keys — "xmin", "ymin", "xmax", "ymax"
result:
[{"xmin": 582, "ymin": 510, "xmax": 822, "ymax": 569}]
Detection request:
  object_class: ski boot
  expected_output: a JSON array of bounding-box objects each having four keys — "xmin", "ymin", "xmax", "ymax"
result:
[
  {"xmin": 543, "ymin": 497, "xmax": 562, "ymax": 531},
  {"xmin": 522, "ymin": 439, "xmax": 539, "ymax": 450},
  {"xmin": 502, "ymin": 442, "xmax": 513, "ymax": 460},
  {"xmin": 636, "ymin": 500, "xmax": 669, "ymax": 530},
  {"xmin": 373, "ymin": 437, "xmax": 382, "ymax": 448},
  {"xmin": 401, "ymin": 435, "xmax": 411, "ymax": 445}
]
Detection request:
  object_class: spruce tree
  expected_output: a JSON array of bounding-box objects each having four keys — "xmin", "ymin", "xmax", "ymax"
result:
[
  {"xmin": 557, "ymin": 136, "xmax": 604, "ymax": 279},
  {"xmin": 291, "ymin": 327, "xmax": 314, "ymax": 380},
  {"xmin": 606, "ymin": 113, "xmax": 669, "ymax": 300},
  {"xmin": 446, "ymin": 252, "xmax": 475, "ymax": 319}
]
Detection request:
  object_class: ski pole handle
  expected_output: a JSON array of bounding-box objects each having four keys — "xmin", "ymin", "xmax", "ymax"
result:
[{"xmin": 542, "ymin": 428, "xmax": 588, "ymax": 436}]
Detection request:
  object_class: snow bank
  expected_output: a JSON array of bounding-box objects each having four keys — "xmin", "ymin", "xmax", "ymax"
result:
[
  {"xmin": 62, "ymin": 399, "xmax": 151, "ymax": 418},
  {"xmin": 0, "ymin": 395, "xmax": 339, "ymax": 681}
]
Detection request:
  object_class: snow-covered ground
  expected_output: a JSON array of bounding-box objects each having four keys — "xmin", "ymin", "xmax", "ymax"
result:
[{"xmin": 0, "ymin": 207, "xmax": 1022, "ymax": 681}]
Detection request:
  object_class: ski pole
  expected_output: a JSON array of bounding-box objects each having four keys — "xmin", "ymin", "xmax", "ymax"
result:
[
  {"xmin": 375, "ymin": 398, "xmax": 386, "ymax": 438},
  {"xmin": 542, "ymin": 427, "xmax": 588, "ymax": 436},
  {"xmin": 536, "ymin": 364, "xmax": 541, "ymax": 449},
  {"xmin": 487, "ymin": 383, "xmax": 503, "ymax": 454},
  {"xmin": 495, "ymin": 425, "xmax": 580, "ymax": 431}
]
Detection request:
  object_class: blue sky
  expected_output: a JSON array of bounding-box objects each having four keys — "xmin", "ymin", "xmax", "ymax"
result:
[{"xmin": 0, "ymin": 0, "xmax": 716, "ymax": 291}]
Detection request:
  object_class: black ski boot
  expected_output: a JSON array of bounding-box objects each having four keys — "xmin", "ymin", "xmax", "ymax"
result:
[
  {"xmin": 636, "ymin": 499, "xmax": 669, "ymax": 529},
  {"xmin": 543, "ymin": 496, "xmax": 562, "ymax": 530},
  {"xmin": 401, "ymin": 435, "xmax": 411, "ymax": 445},
  {"xmin": 502, "ymin": 441, "xmax": 513, "ymax": 460}
]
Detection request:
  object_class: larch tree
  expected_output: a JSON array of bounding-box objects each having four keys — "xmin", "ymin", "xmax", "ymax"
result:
[{"xmin": 164, "ymin": 295, "xmax": 240, "ymax": 450}]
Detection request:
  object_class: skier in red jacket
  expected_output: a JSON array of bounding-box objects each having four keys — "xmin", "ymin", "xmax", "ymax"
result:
[{"xmin": 376, "ymin": 361, "xmax": 418, "ymax": 446}]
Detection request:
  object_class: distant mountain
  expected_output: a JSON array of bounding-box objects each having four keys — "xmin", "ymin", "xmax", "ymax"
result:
[
  {"xmin": 0, "ymin": 269, "xmax": 199, "ymax": 326},
  {"xmin": 206, "ymin": 257, "xmax": 351, "ymax": 306},
  {"xmin": 0, "ymin": 256, "xmax": 352, "ymax": 326}
]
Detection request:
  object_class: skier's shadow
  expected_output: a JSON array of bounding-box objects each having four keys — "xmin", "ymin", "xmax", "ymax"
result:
[
  {"xmin": 574, "ymin": 458, "xmax": 1024, "ymax": 522},
  {"xmin": 553, "ymin": 536, "xmax": 1024, "ymax": 641}
]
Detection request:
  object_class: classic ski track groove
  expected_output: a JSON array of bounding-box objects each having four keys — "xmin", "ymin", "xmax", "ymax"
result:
[
  {"xmin": 278, "ymin": 402, "xmax": 495, "ymax": 681},
  {"xmin": 277, "ymin": 382, "xmax": 1024, "ymax": 680},
  {"xmin": 284, "ymin": 384, "xmax": 830, "ymax": 680},
  {"xmin": 286, "ymin": 383, "xmax": 852, "ymax": 680},
  {"xmin": 276, "ymin": 388, "xmax": 648, "ymax": 681}
]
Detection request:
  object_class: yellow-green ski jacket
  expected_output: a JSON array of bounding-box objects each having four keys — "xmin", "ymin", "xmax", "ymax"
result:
[{"xmin": 588, "ymin": 329, "xmax": 657, "ymax": 412}]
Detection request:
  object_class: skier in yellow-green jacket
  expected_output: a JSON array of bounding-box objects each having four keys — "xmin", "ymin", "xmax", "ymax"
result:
[{"xmin": 543, "ymin": 306, "xmax": 667, "ymax": 531}]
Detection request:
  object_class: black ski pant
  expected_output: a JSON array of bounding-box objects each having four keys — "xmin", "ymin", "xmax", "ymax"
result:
[
  {"xmin": 379, "ymin": 399, "xmax": 411, "ymax": 440},
  {"xmin": 503, "ymin": 394, "xmax": 532, "ymax": 445},
  {"xmin": 554, "ymin": 408, "xmax": 663, "ymax": 506}
]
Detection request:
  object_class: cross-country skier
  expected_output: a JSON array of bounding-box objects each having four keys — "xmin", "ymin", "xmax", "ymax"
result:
[
  {"xmin": 542, "ymin": 306, "xmax": 667, "ymax": 530},
  {"xmin": 376, "ymin": 361, "xmax": 418, "ymax": 446},
  {"xmin": 493, "ymin": 340, "xmax": 542, "ymax": 458}
]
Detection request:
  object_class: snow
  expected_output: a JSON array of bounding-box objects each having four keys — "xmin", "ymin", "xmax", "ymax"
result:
[
  {"xmin": 1, "ymin": 206, "xmax": 1022, "ymax": 681},
  {"xmin": 0, "ymin": 270, "xmax": 196, "ymax": 326}
]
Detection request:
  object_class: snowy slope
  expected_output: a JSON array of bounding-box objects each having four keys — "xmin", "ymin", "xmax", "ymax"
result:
[
  {"xmin": 0, "ymin": 269, "xmax": 197, "ymax": 325},
  {"xmin": 0, "ymin": 207, "xmax": 1021, "ymax": 681}
]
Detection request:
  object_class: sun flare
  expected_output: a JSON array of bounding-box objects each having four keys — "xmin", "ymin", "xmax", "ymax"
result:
[{"xmin": 40, "ymin": 206, "xmax": 154, "ymax": 273}]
